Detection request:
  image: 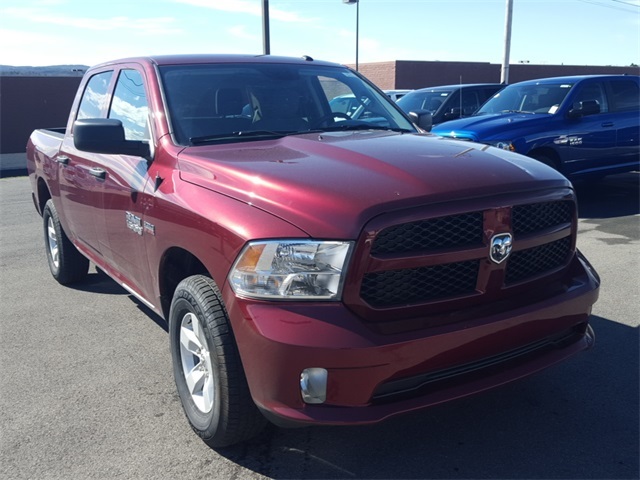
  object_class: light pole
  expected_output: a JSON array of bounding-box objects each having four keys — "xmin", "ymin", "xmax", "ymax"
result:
[
  {"xmin": 343, "ymin": 0, "xmax": 359, "ymax": 71},
  {"xmin": 262, "ymin": 0, "xmax": 270, "ymax": 55},
  {"xmin": 501, "ymin": 0, "xmax": 513, "ymax": 84}
]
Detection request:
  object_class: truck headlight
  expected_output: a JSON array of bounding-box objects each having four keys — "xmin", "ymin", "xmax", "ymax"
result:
[
  {"xmin": 488, "ymin": 141, "xmax": 516, "ymax": 151},
  {"xmin": 229, "ymin": 240, "xmax": 353, "ymax": 300}
]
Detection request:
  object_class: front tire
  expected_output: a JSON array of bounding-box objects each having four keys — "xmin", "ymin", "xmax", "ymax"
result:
[
  {"xmin": 42, "ymin": 199, "xmax": 89, "ymax": 284},
  {"xmin": 169, "ymin": 275, "xmax": 266, "ymax": 448},
  {"xmin": 530, "ymin": 153, "xmax": 560, "ymax": 171}
]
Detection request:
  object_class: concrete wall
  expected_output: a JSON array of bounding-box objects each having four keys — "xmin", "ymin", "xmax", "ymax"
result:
[{"xmin": 0, "ymin": 76, "xmax": 82, "ymax": 153}]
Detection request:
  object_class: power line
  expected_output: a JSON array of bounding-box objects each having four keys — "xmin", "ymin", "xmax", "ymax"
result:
[
  {"xmin": 610, "ymin": 0, "xmax": 640, "ymax": 7},
  {"xmin": 576, "ymin": 0, "xmax": 640, "ymax": 12}
]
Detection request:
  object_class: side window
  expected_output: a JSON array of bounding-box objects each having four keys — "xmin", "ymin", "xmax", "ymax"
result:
[
  {"xmin": 108, "ymin": 69, "xmax": 149, "ymax": 140},
  {"xmin": 573, "ymin": 82, "xmax": 608, "ymax": 113},
  {"xmin": 77, "ymin": 71, "xmax": 113, "ymax": 120},
  {"xmin": 460, "ymin": 90, "xmax": 481, "ymax": 115},
  {"xmin": 609, "ymin": 80, "xmax": 639, "ymax": 112}
]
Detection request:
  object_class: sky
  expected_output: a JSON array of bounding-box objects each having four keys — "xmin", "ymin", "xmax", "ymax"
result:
[{"xmin": 0, "ymin": 0, "xmax": 639, "ymax": 68}]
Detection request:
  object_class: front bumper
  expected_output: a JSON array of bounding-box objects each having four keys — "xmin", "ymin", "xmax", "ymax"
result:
[{"xmin": 224, "ymin": 251, "xmax": 599, "ymax": 427}]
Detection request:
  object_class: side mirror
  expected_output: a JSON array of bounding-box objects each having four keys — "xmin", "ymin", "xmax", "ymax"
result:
[
  {"xmin": 567, "ymin": 100, "xmax": 600, "ymax": 119},
  {"xmin": 409, "ymin": 110, "xmax": 433, "ymax": 132},
  {"xmin": 73, "ymin": 119, "xmax": 151, "ymax": 159}
]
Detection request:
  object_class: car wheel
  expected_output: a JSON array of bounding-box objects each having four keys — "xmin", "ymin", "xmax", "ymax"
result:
[
  {"xmin": 42, "ymin": 199, "xmax": 89, "ymax": 284},
  {"xmin": 169, "ymin": 275, "xmax": 266, "ymax": 448},
  {"xmin": 530, "ymin": 153, "xmax": 560, "ymax": 171}
]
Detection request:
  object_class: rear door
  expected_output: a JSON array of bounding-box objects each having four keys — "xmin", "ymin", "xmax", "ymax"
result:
[
  {"xmin": 607, "ymin": 77, "xmax": 640, "ymax": 172},
  {"xmin": 58, "ymin": 69, "xmax": 115, "ymax": 257}
]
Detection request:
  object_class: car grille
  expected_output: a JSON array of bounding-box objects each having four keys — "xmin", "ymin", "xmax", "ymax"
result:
[
  {"xmin": 361, "ymin": 260, "xmax": 479, "ymax": 308},
  {"xmin": 371, "ymin": 212, "xmax": 483, "ymax": 254},
  {"xmin": 357, "ymin": 200, "xmax": 574, "ymax": 310},
  {"xmin": 512, "ymin": 201, "xmax": 572, "ymax": 235},
  {"xmin": 505, "ymin": 236, "xmax": 571, "ymax": 285}
]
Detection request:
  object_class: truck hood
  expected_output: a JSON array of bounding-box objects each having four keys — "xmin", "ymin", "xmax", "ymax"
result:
[
  {"xmin": 177, "ymin": 131, "xmax": 570, "ymax": 238},
  {"xmin": 432, "ymin": 113, "xmax": 552, "ymax": 140}
]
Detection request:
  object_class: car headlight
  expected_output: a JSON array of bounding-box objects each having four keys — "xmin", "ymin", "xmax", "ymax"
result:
[
  {"xmin": 229, "ymin": 240, "xmax": 353, "ymax": 300},
  {"xmin": 488, "ymin": 141, "xmax": 516, "ymax": 151}
]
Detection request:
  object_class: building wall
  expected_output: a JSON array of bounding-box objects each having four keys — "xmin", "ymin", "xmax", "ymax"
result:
[
  {"xmin": 0, "ymin": 76, "xmax": 81, "ymax": 153},
  {"xmin": 355, "ymin": 61, "xmax": 398, "ymax": 89},
  {"xmin": 391, "ymin": 60, "xmax": 639, "ymax": 89}
]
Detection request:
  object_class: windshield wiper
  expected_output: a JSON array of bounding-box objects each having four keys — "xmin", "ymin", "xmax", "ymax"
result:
[
  {"xmin": 500, "ymin": 110, "xmax": 534, "ymax": 114},
  {"xmin": 190, "ymin": 130, "xmax": 297, "ymax": 145},
  {"xmin": 316, "ymin": 124, "xmax": 413, "ymax": 133}
]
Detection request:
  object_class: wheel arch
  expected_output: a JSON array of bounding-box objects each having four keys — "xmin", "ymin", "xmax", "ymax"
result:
[
  {"xmin": 527, "ymin": 147, "xmax": 562, "ymax": 172},
  {"xmin": 36, "ymin": 176, "xmax": 52, "ymax": 215},
  {"xmin": 158, "ymin": 247, "xmax": 212, "ymax": 320}
]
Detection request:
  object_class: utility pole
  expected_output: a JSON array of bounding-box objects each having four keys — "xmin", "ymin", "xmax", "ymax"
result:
[
  {"xmin": 501, "ymin": 0, "xmax": 513, "ymax": 84},
  {"xmin": 343, "ymin": 0, "xmax": 359, "ymax": 71},
  {"xmin": 262, "ymin": 0, "xmax": 270, "ymax": 55}
]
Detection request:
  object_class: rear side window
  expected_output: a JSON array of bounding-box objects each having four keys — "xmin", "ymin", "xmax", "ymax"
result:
[
  {"xmin": 609, "ymin": 80, "xmax": 639, "ymax": 112},
  {"xmin": 77, "ymin": 71, "xmax": 113, "ymax": 120},
  {"xmin": 108, "ymin": 69, "xmax": 149, "ymax": 140}
]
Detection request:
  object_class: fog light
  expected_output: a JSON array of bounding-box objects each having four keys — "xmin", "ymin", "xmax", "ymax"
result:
[{"xmin": 300, "ymin": 368, "xmax": 327, "ymax": 404}]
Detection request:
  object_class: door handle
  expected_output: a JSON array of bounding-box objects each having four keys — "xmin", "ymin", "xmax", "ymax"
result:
[
  {"xmin": 55, "ymin": 155, "xmax": 70, "ymax": 165},
  {"xmin": 601, "ymin": 122, "xmax": 614, "ymax": 128},
  {"xmin": 89, "ymin": 167, "xmax": 106, "ymax": 179}
]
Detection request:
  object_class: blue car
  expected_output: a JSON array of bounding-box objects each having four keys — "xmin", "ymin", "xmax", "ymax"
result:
[
  {"xmin": 397, "ymin": 83, "xmax": 503, "ymax": 126},
  {"xmin": 431, "ymin": 75, "xmax": 640, "ymax": 179}
]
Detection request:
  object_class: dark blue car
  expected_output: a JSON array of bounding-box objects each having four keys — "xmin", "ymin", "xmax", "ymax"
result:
[{"xmin": 431, "ymin": 75, "xmax": 640, "ymax": 179}]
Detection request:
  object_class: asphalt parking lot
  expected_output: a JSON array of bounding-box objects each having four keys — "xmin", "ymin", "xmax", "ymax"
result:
[{"xmin": 0, "ymin": 173, "xmax": 638, "ymax": 480}]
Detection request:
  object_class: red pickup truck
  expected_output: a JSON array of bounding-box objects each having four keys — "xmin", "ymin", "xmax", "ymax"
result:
[{"xmin": 27, "ymin": 54, "xmax": 600, "ymax": 448}]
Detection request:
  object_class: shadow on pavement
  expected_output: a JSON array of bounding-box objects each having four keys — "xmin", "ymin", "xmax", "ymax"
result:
[
  {"xmin": 574, "ymin": 172, "xmax": 639, "ymax": 218},
  {"xmin": 68, "ymin": 267, "xmax": 168, "ymax": 332}
]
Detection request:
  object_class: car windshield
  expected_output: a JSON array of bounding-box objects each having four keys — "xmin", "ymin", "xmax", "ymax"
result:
[
  {"xmin": 397, "ymin": 90, "xmax": 453, "ymax": 114},
  {"xmin": 476, "ymin": 82, "xmax": 574, "ymax": 115},
  {"xmin": 159, "ymin": 63, "xmax": 415, "ymax": 145}
]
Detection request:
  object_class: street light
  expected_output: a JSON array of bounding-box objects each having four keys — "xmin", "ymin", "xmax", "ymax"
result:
[
  {"xmin": 262, "ymin": 0, "xmax": 270, "ymax": 55},
  {"xmin": 343, "ymin": 0, "xmax": 359, "ymax": 71}
]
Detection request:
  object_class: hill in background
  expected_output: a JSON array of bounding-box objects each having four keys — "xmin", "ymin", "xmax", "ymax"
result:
[{"xmin": 0, "ymin": 65, "xmax": 88, "ymax": 76}]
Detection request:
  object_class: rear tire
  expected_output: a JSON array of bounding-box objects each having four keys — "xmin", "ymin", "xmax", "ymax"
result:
[
  {"xmin": 169, "ymin": 275, "xmax": 266, "ymax": 448},
  {"xmin": 42, "ymin": 199, "xmax": 89, "ymax": 284}
]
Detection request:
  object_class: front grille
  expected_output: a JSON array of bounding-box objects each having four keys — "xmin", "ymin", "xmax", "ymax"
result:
[
  {"xmin": 512, "ymin": 201, "xmax": 572, "ymax": 235},
  {"xmin": 372, "ymin": 212, "xmax": 483, "ymax": 255},
  {"xmin": 361, "ymin": 260, "xmax": 479, "ymax": 308},
  {"xmin": 357, "ymin": 199, "xmax": 575, "ymax": 315},
  {"xmin": 505, "ymin": 237, "xmax": 571, "ymax": 285}
]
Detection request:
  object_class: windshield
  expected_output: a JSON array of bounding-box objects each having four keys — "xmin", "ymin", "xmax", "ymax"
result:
[
  {"xmin": 476, "ymin": 82, "xmax": 574, "ymax": 115},
  {"xmin": 159, "ymin": 63, "xmax": 415, "ymax": 145},
  {"xmin": 397, "ymin": 89, "xmax": 453, "ymax": 114}
]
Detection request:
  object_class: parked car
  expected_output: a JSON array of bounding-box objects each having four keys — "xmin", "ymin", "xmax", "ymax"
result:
[
  {"xmin": 27, "ymin": 55, "xmax": 599, "ymax": 448},
  {"xmin": 328, "ymin": 93, "xmax": 390, "ymax": 125},
  {"xmin": 431, "ymin": 75, "xmax": 640, "ymax": 179},
  {"xmin": 383, "ymin": 89, "xmax": 413, "ymax": 101},
  {"xmin": 397, "ymin": 84, "xmax": 504, "ymax": 125}
]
